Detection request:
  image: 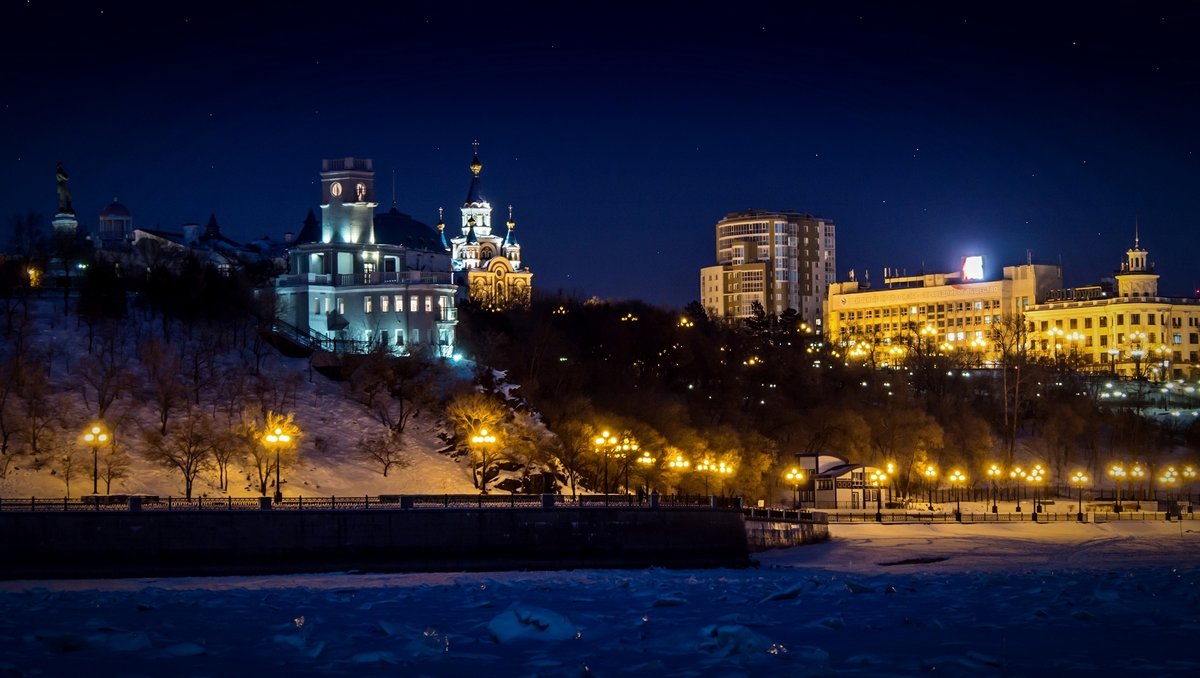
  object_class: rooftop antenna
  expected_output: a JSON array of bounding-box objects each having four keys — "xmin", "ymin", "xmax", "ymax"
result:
[
  {"xmin": 1027, "ymin": 249, "xmax": 1032, "ymax": 265},
  {"xmin": 1135, "ymin": 216, "xmax": 1140, "ymax": 248},
  {"xmin": 391, "ymin": 169, "xmax": 397, "ymax": 209}
]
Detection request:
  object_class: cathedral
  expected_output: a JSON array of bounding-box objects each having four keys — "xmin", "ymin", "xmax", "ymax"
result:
[{"xmin": 446, "ymin": 143, "xmax": 533, "ymax": 310}]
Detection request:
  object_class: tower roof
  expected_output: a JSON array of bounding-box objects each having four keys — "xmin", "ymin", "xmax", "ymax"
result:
[
  {"xmin": 373, "ymin": 206, "xmax": 442, "ymax": 252},
  {"xmin": 464, "ymin": 141, "xmax": 487, "ymax": 206}
]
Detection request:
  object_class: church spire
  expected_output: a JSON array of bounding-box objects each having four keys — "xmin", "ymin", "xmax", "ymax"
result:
[
  {"xmin": 464, "ymin": 140, "xmax": 486, "ymax": 206},
  {"xmin": 1134, "ymin": 216, "xmax": 1141, "ymax": 249},
  {"xmin": 505, "ymin": 204, "xmax": 518, "ymax": 246},
  {"xmin": 438, "ymin": 207, "xmax": 449, "ymax": 251}
]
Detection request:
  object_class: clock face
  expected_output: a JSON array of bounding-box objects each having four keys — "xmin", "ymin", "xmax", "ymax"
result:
[{"xmin": 330, "ymin": 182, "xmax": 343, "ymax": 198}]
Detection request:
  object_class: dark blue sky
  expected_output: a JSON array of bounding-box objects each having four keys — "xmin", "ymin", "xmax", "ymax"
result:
[{"xmin": 4, "ymin": 2, "xmax": 1200, "ymax": 308}]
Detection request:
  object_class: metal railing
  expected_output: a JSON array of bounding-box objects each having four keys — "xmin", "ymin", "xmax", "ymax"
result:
[{"xmin": 0, "ymin": 493, "xmax": 746, "ymax": 513}]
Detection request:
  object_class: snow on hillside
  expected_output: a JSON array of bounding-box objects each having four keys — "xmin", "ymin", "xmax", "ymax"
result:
[
  {"xmin": 0, "ymin": 298, "xmax": 479, "ymax": 499},
  {"xmin": 1, "ymin": 522, "xmax": 1197, "ymax": 676}
]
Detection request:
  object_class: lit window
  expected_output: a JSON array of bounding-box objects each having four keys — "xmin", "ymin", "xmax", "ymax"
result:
[
  {"xmin": 410, "ymin": 296, "xmax": 418, "ymax": 312},
  {"xmin": 364, "ymin": 297, "xmax": 373, "ymax": 313},
  {"xmin": 381, "ymin": 296, "xmax": 390, "ymax": 313},
  {"xmin": 425, "ymin": 297, "xmax": 433, "ymax": 313}
]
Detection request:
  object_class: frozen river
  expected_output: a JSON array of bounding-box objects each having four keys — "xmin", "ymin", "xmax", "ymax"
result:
[{"xmin": 2, "ymin": 521, "xmax": 1198, "ymax": 676}]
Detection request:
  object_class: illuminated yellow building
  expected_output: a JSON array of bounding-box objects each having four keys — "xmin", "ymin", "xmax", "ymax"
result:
[
  {"xmin": 825, "ymin": 257, "xmax": 1062, "ymax": 366},
  {"xmin": 1024, "ymin": 235, "xmax": 1200, "ymax": 379},
  {"xmin": 700, "ymin": 211, "xmax": 835, "ymax": 324}
]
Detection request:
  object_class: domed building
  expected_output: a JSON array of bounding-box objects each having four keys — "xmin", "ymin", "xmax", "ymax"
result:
[{"xmin": 97, "ymin": 199, "xmax": 133, "ymax": 249}]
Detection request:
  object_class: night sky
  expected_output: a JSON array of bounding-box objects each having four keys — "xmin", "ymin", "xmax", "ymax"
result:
[{"xmin": 4, "ymin": 2, "xmax": 1200, "ymax": 309}]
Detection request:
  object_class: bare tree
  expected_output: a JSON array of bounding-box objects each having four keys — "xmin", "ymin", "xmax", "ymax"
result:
[
  {"xmin": 55, "ymin": 447, "xmax": 83, "ymax": 499},
  {"xmin": 140, "ymin": 337, "xmax": 186, "ymax": 434},
  {"xmin": 78, "ymin": 323, "xmax": 134, "ymax": 419},
  {"xmin": 357, "ymin": 431, "xmax": 411, "ymax": 478},
  {"xmin": 143, "ymin": 409, "xmax": 215, "ymax": 500},
  {"xmin": 99, "ymin": 441, "xmax": 131, "ymax": 494},
  {"xmin": 181, "ymin": 334, "xmax": 219, "ymax": 406},
  {"xmin": 349, "ymin": 348, "xmax": 443, "ymax": 434},
  {"xmin": 211, "ymin": 426, "xmax": 249, "ymax": 493}
]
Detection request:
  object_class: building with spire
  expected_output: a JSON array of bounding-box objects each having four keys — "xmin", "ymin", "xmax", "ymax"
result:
[
  {"xmin": 446, "ymin": 142, "xmax": 532, "ymax": 310},
  {"xmin": 1024, "ymin": 227, "xmax": 1200, "ymax": 379},
  {"xmin": 274, "ymin": 157, "xmax": 458, "ymax": 355}
]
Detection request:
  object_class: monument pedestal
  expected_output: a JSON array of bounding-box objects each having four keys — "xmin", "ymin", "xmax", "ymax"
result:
[{"xmin": 52, "ymin": 212, "xmax": 77, "ymax": 236}]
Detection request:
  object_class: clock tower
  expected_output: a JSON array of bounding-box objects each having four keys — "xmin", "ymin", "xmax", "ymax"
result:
[{"xmin": 320, "ymin": 157, "xmax": 376, "ymax": 244}]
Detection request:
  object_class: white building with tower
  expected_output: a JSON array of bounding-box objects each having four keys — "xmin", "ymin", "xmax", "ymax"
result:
[{"xmin": 274, "ymin": 157, "xmax": 458, "ymax": 355}]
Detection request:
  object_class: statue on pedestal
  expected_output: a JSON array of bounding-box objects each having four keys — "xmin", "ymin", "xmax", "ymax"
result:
[{"xmin": 55, "ymin": 162, "xmax": 74, "ymax": 215}]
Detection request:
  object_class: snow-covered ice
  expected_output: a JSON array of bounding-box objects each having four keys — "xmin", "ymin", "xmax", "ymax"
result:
[{"xmin": 2, "ymin": 521, "xmax": 1197, "ymax": 676}]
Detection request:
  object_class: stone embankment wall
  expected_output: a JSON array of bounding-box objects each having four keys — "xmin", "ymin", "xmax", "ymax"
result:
[
  {"xmin": 0, "ymin": 508, "xmax": 751, "ymax": 578},
  {"xmin": 744, "ymin": 517, "xmax": 830, "ymax": 551}
]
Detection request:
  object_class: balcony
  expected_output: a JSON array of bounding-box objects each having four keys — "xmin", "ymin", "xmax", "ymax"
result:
[{"xmin": 277, "ymin": 271, "xmax": 454, "ymax": 288}]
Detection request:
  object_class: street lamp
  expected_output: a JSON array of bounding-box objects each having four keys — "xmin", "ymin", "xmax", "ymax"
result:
[
  {"xmin": 264, "ymin": 426, "xmax": 292, "ymax": 504},
  {"xmin": 923, "ymin": 464, "xmax": 938, "ymax": 511},
  {"xmin": 1108, "ymin": 463, "xmax": 1126, "ymax": 513},
  {"xmin": 868, "ymin": 469, "xmax": 887, "ymax": 522},
  {"xmin": 83, "ymin": 424, "xmax": 109, "ymax": 496},
  {"xmin": 470, "ymin": 427, "xmax": 497, "ymax": 494},
  {"xmin": 987, "ymin": 463, "xmax": 1002, "ymax": 513},
  {"xmin": 948, "ymin": 469, "xmax": 966, "ymax": 521},
  {"xmin": 1183, "ymin": 466, "xmax": 1197, "ymax": 514},
  {"xmin": 1047, "ymin": 327, "xmax": 1064, "ymax": 362},
  {"xmin": 1160, "ymin": 467, "xmax": 1178, "ymax": 519},
  {"xmin": 1010, "ymin": 466, "xmax": 1026, "ymax": 513},
  {"xmin": 785, "ymin": 467, "xmax": 805, "ymax": 510},
  {"xmin": 1071, "ymin": 471, "xmax": 1088, "ymax": 522},
  {"xmin": 696, "ymin": 458, "xmax": 733, "ymax": 498},
  {"xmin": 1029, "ymin": 464, "xmax": 1046, "ymax": 514},
  {"xmin": 635, "ymin": 449, "xmax": 656, "ymax": 500},
  {"xmin": 1130, "ymin": 464, "xmax": 1145, "ymax": 508},
  {"xmin": 593, "ymin": 431, "xmax": 617, "ymax": 497}
]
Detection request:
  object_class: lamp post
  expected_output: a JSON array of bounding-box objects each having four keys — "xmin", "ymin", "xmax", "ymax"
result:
[
  {"xmin": 785, "ymin": 467, "xmax": 805, "ymax": 510},
  {"xmin": 696, "ymin": 458, "xmax": 733, "ymax": 499},
  {"xmin": 593, "ymin": 431, "xmax": 616, "ymax": 498},
  {"xmin": 470, "ymin": 427, "xmax": 497, "ymax": 494},
  {"xmin": 83, "ymin": 424, "xmax": 109, "ymax": 496},
  {"xmin": 1183, "ymin": 465, "xmax": 1197, "ymax": 513},
  {"xmin": 923, "ymin": 464, "xmax": 937, "ymax": 511},
  {"xmin": 1160, "ymin": 467, "xmax": 1178, "ymax": 519},
  {"xmin": 987, "ymin": 463, "xmax": 1002, "ymax": 513},
  {"xmin": 1071, "ymin": 471, "xmax": 1088, "ymax": 522},
  {"xmin": 635, "ymin": 449, "xmax": 656, "ymax": 500},
  {"xmin": 264, "ymin": 426, "xmax": 292, "ymax": 504},
  {"xmin": 1010, "ymin": 466, "xmax": 1025, "ymax": 512},
  {"xmin": 1047, "ymin": 327, "xmax": 1064, "ymax": 363},
  {"xmin": 948, "ymin": 469, "xmax": 966, "ymax": 521},
  {"xmin": 869, "ymin": 469, "xmax": 887, "ymax": 522},
  {"xmin": 618, "ymin": 436, "xmax": 639, "ymax": 496},
  {"xmin": 1029, "ymin": 464, "xmax": 1046, "ymax": 514},
  {"xmin": 1109, "ymin": 463, "xmax": 1126, "ymax": 513},
  {"xmin": 1130, "ymin": 464, "xmax": 1145, "ymax": 509}
]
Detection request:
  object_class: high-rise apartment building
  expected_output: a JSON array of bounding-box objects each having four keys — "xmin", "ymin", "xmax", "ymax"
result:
[{"xmin": 700, "ymin": 210, "xmax": 835, "ymax": 326}]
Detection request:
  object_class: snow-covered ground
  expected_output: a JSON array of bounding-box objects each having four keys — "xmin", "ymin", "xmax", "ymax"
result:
[{"xmin": 2, "ymin": 521, "xmax": 1197, "ymax": 676}]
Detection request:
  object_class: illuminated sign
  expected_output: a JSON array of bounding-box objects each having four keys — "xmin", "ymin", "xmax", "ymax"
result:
[{"xmin": 961, "ymin": 255, "xmax": 984, "ymax": 281}]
